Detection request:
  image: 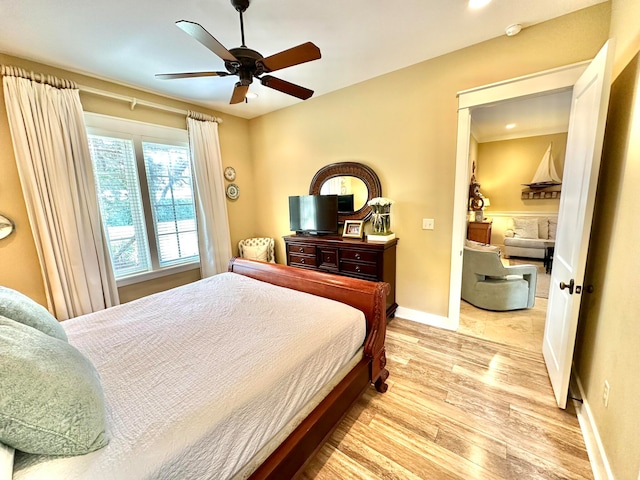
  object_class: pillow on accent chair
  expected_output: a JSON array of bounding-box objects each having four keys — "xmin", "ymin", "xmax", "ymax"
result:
[
  {"xmin": 241, "ymin": 244, "xmax": 269, "ymax": 262},
  {"xmin": 513, "ymin": 218, "xmax": 539, "ymax": 239},
  {"xmin": 0, "ymin": 286, "xmax": 67, "ymax": 341},
  {"xmin": 0, "ymin": 316, "xmax": 108, "ymax": 455}
]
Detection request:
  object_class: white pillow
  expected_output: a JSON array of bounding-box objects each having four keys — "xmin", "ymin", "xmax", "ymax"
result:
[
  {"xmin": 549, "ymin": 218, "xmax": 558, "ymax": 240},
  {"xmin": 538, "ymin": 217, "xmax": 550, "ymax": 240},
  {"xmin": 242, "ymin": 244, "xmax": 268, "ymax": 262},
  {"xmin": 0, "ymin": 442, "xmax": 14, "ymax": 480},
  {"xmin": 513, "ymin": 218, "xmax": 539, "ymax": 239}
]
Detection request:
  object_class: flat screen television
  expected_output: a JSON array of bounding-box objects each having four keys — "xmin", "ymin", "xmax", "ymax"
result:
[
  {"xmin": 289, "ymin": 195, "xmax": 338, "ymax": 235},
  {"xmin": 337, "ymin": 194, "xmax": 354, "ymax": 213}
]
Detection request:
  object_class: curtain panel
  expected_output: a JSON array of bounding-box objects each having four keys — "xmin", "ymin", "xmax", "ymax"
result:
[
  {"xmin": 187, "ymin": 113, "xmax": 232, "ymax": 277},
  {"xmin": 2, "ymin": 66, "xmax": 118, "ymax": 319}
]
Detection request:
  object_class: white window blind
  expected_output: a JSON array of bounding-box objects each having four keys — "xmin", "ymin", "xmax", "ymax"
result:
[
  {"xmin": 142, "ymin": 142, "xmax": 198, "ymax": 267},
  {"xmin": 88, "ymin": 135, "xmax": 151, "ymax": 277}
]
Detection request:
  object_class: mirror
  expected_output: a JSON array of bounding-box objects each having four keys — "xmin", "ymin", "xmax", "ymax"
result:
[{"xmin": 309, "ymin": 162, "xmax": 382, "ymax": 223}]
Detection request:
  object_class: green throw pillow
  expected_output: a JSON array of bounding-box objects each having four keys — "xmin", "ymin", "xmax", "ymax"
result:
[
  {"xmin": 0, "ymin": 286, "xmax": 67, "ymax": 342},
  {"xmin": 0, "ymin": 316, "xmax": 108, "ymax": 455}
]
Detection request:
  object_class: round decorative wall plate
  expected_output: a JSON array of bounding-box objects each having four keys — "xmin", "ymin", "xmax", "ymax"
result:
[
  {"xmin": 0, "ymin": 214, "xmax": 15, "ymax": 240},
  {"xmin": 226, "ymin": 183, "xmax": 240, "ymax": 200},
  {"xmin": 224, "ymin": 166, "xmax": 236, "ymax": 181}
]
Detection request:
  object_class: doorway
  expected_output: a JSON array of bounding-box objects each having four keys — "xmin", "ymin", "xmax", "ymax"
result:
[
  {"xmin": 450, "ymin": 41, "xmax": 614, "ymax": 408},
  {"xmin": 459, "ymin": 91, "xmax": 571, "ymax": 351},
  {"xmin": 447, "ymin": 60, "xmax": 589, "ymax": 331}
]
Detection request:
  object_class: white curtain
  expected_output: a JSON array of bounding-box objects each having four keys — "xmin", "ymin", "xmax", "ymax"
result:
[
  {"xmin": 187, "ymin": 113, "xmax": 232, "ymax": 277},
  {"xmin": 2, "ymin": 66, "xmax": 118, "ymax": 319}
]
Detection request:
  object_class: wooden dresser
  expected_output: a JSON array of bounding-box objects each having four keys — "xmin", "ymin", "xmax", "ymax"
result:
[
  {"xmin": 467, "ymin": 221, "xmax": 492, "ymax": 244},
  {"xmin": 284, "ymin": 235, "xmax": 398, "ymax": 318}
]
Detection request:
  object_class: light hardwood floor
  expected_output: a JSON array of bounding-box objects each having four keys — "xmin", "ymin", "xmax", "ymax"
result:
[{"xmin": 302, "ymin": 316, "xmax": 592, "ymax": 479}]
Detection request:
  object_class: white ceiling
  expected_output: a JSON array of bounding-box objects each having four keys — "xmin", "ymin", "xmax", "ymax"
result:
[
  {"xmin": 471, "ymin": 89, "xmax": 574, "ymax": 142},
  {"xmin": 0, "ymin": 0, "xmax": 606, "ymax": 119}
]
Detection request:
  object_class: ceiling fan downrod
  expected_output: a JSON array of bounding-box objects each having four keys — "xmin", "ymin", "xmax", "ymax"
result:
[{"xmin": 231, "ymin": 0, "xmax": 250, "ymax": 47}]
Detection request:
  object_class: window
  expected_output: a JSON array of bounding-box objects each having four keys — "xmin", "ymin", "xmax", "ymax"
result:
[{"xmin": 85, "ymin": 114, "xmax": 199, "ymax": 282}]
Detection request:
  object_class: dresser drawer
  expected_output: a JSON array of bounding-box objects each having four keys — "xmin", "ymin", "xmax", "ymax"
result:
[
  {"xmin": 340, "ymin": 248, "xmax": 378, "ymax": 264},
  {"xmin": 318, "ymin": 247, "xmax": 339, "ymax": 270},
  {"xmin": 340, "ymin": 260, "xmax": 377, "ymax": 278},
  {"xmin": 289, "ymin": 243, "xmax": 316, "ymax": 255},
  {"xmin": 288, "ymin": 253, "xmax": 317, "ymax": 267}
]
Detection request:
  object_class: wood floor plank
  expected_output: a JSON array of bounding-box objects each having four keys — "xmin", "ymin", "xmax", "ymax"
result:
[{"xmin": 301, "ymin": 318, "xmax": 593, "ymax": 479}]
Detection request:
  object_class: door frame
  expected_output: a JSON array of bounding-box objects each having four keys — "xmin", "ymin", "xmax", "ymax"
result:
[{"xmin": 447, "ymin": 61, "xmax": 590, "ymax": 329}]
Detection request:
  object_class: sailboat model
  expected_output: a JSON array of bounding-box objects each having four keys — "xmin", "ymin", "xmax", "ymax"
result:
[{"xmin": 522, "ymin": 143, "xmax": 562, "ymax": 189}]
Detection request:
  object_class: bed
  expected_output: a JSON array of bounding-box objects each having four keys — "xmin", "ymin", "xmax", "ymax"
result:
[{"xmin": 1, "ymin": 258, "xmax": 389, "ymax": 480}]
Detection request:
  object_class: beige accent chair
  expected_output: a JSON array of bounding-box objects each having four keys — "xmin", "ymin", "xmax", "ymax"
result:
[
  {"xmin": 462, "ymin": 246, "xmax": 537, "ymax": 311},
  {"xmin": 238, "ymin": 237, "xmax": 275, "ymax": 263}
]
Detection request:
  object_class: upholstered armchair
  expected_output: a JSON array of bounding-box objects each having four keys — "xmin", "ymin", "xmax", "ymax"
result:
[
  {"xmin": 462, "ymin": 246, "xmax": 537, "ymax": 311},
  {"xmin": 238, "ymin": 237, "xmax": 276, "ymax": 263}
]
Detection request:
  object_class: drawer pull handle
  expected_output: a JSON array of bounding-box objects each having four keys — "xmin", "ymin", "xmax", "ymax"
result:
[
  {"xmin": 355, "ymin": 253, "xmax": 361, "ymax": 260},
  {"xmin": 299, "ymin": 247, "xmax": 304, "ymax": 252},
  {"xmin": 355, "ymin": 266, "xmax": 361, "ymax": 272},
  {"xmin": 300, "ymin": 258, "xmax": 305, "ymax": 264}
]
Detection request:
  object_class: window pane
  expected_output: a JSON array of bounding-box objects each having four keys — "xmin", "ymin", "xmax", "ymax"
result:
[
  {"xmin": 88, "ymin": 135, "xmax": 151, "ymax": 278},
  {"xmin": 142, "ymin": 142, "xmax": 199, "ymax": 266}
]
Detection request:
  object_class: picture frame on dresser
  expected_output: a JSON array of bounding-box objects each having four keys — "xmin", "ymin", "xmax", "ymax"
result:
[{"xmin": 343, "ymin": 220, "xmax": 364, "ymax": 238}]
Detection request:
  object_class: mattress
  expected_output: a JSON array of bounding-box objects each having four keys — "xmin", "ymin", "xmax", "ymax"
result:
[{"xmin": 13, "ymin": 272, "xmax": 366, "ymax": 480}]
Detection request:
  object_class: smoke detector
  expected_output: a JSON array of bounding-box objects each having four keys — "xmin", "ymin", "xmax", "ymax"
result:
[{"xmin": 505, "ymin": 24, "xmax": 522, "ymax": 36}]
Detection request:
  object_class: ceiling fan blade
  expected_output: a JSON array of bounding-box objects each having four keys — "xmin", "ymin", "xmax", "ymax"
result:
[
  {"xmin": 230, "ymin": 83, "xmax": 249, "ymax": 104},
  {"xmin": 155, "ymin": 71, "xmax": 229, "ymax": 80},
  {"xmin": 176, "ymin": 20, "xmax": 238, "ymax": 63},
  {"xmin": 258, "ymin": 42, "xmax": 321, "ymax": 73},
  {"xmin": 260, "ymin": 75, "xmax": 314, "ymax": 100}
]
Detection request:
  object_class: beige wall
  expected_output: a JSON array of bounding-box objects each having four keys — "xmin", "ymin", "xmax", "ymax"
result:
[
  {"xmin": 476, "ymin": 133, "xmax": 566, "ymax": 213},
  {"xmin": 0, "ymin": 53, "xmax": 255, "ymax": 305},
  {"xmin": 476, "ymin": 133, "xmax": 565, "ymax": 245},
  {"xmin": 575, "ymin": 1, "xmax": 640, "ymax": 477},
  {"xmin": 248, "ymin": 4, "xmax": 610, "ymax": 317}
]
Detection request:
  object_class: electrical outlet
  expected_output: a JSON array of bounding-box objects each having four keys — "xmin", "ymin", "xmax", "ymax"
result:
[
  {"xmin": 603, "ymin": 380, "xmax": 610, "ymax": 407},
  {"xmin": 422, "ymin": 218, "xmax": 435, "ymax": 230}
]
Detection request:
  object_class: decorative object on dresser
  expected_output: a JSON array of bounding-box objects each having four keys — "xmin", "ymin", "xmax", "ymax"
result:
[
  {"xmin": 284, "ymin": 235, "xmax": 398, "ymax": 318},
  {"xmin": 467, "ymin": 220, "xmax": 492, "ymax": 244},
  {"xmin": 342, "ymin": 220, "xmax": 364, "ymax": 239},
  {"xmin": 367, "ymin": 197, "xmax": 395, "ymax": 241}
]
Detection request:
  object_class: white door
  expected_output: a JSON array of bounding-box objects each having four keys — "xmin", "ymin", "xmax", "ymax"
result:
[{"xmin": 543, "ymin": 41, "xmax": 614, "ymax": 409}]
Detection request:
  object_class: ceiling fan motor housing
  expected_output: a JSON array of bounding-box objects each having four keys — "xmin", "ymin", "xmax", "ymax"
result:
[
  {"xmin": 230, "ymin": 0, "xmax": 250, "ymax": 13},
  {"xmin": 226, "ymin": 46, "xmax": 264, "ymax": 84}
]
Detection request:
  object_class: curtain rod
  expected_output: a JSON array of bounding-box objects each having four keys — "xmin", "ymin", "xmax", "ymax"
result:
[{"xmin": 78, "ymin": 85, "xmax": 223, "ymax": 123}]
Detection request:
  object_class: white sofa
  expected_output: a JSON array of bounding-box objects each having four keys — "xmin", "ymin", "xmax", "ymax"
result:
[{"xmin": 503, "ymin": 216, "xmax": 557, "ymax": 259}]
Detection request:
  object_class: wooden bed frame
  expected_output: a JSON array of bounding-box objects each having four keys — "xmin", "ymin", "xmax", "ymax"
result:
[{"xmin": 228, "ymin": 258, "xmax": 389, "ymax": 479}]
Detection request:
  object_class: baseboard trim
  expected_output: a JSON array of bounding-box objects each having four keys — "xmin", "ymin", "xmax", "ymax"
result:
[
  {"xmin": 571, "ymin": 372, "xmax": 614, "ymax": 480},
  {"xmin": 394, "ymin": 306, "xmax": 455, "ymax": 330}
]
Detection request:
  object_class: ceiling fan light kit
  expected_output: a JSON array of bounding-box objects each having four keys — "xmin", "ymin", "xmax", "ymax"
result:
[{"xmin": 156, "ymin": 0, "xmax": 321, "ymax": 105}]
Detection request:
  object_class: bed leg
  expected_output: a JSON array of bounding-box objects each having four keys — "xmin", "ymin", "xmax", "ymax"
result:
[{"xmin": 374, "ymin": 368, "xmax": 389, "ymax": 393}]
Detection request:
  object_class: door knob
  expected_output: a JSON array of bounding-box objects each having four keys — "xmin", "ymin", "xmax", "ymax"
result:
[{"xmin": 559, "ymin": 279, "xmax": 575, "ymax": 294}]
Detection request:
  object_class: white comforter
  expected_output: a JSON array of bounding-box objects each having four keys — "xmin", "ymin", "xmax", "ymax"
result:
[{"xmin": 14, "ymin": 272, "xmax": 366, "ymax": 480}]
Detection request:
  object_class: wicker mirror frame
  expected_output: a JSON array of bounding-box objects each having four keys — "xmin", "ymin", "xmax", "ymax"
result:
[{"xmin": 309, "ymin": 162, "xmax": 382, "ymax": 223}]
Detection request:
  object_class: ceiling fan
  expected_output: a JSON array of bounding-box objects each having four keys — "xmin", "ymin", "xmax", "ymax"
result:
[{"xmin": 156, "ymin": 0, "xmax": 321, "ymax": 105}]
